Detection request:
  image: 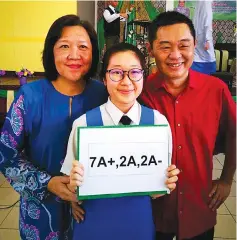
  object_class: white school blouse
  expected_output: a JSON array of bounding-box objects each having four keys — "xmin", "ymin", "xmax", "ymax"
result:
[{"xmin": 61, "ymin": 98, "xmax": 172, "ymax": 175}]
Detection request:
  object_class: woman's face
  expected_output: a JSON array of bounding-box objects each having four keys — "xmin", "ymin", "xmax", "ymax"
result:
[
  {"xmin": 104, "ymin": 51, "xmax": 144, "ymax": 112},
  {"xmin": 53, "ymin": 25, "xmax": 92, "ymax": 83}
]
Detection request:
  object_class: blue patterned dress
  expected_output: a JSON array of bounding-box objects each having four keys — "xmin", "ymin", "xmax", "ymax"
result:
[{"xmin": 0, "ymin": 79, "xmax": 108, "ymax": 240}]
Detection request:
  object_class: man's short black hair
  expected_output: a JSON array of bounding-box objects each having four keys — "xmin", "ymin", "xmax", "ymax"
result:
[
  {"xmin": 148, "ymin": 11, "xmax": 196, "ymax": 47},
  {"xmin": 100, "ymin": 42, "xmax": 146, "ymax": 79},
  {"xmin": 42, "ymin": 14, "xmax": 99, "ymax": 81}
]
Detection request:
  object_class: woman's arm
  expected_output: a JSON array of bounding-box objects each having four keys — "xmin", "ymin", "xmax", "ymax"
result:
[
  {"xmin": 1, "ymin": 158, "xmax": 51, "ymax": 200},
  {"xmin": 0, "ymin": 91, "xmax": 51, "ymax": 201}
]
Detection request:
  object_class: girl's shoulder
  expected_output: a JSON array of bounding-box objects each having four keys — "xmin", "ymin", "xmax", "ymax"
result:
[
  {"xmin": 73, "ymin": 103, "xmax": 105, "ymax": 128},
  {"xmin": 152, "ymin": 109, "xmax": 169, "ymax": 125}
]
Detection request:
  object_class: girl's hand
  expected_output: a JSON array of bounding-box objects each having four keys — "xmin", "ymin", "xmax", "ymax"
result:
[
  {"xmin": 165, "ymin": 164, "xmax": 180, "ymax": 192},
  {"xmin": 69, "ymin": 160, "xmax": 84, "ymax": 191},
  {"xmin": 151, "ymin": 164, "xmax": 180, "ymax": 199}
]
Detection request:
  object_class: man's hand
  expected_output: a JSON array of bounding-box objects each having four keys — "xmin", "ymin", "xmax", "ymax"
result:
[
  {"xmin": 129, "ymin": 4, "xmax": 135, "ymax": 12},
  {"xmin": 71, "ymin": 201, "xmax": 85, "ymax": 223},
  {"xmin": 47, "ymin": 176, "xmax": 77, "ymax": 202},
  {"xmin": 120, "ymin": 13, "xmax": 128, "ymax": 19},
  {"xmin": 208, "ymin": 179, "xmax": 232, "ymax": 211},
  {"xmin": 204, "ymin": 41, "xmax": 210, "ymax": 50}
]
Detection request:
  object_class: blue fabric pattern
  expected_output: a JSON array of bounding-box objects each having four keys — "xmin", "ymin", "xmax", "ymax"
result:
[{"xmin": 0, "ymin": 79, "xmax": 108, "ymax": 240}]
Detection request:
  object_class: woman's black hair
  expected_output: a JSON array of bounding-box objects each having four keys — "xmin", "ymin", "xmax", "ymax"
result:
[{"xmin": 42, "ymin": 14, "xmax": 99, "ymax": 81}]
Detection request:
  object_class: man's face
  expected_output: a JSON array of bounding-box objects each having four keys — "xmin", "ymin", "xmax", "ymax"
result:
[
  {"xmin": 179, "ymin": 0, "xmax": 185, "ymax": 7},
  {"xmin": 150, "ymin": 23, "xmax": 195, "ymax": 82},
  {"xmin": 110, "ymin": 1, "xmax": 118, "ymax": 8}
]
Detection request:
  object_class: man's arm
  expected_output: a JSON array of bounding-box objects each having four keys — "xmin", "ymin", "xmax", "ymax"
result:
[
  {"xmin": 209, "ymin": 85, "xmax": 236, "ymax": 211},
  {"xmin": 219, "ymin": 86, "xmax": 236, "ymax": 184},
  {"xmin": 103, "ymin": 9, "xmax": 120, "ymax": 23},
  {"xmin": 204, "ymin": 23, "xmax": 212, "ymax": 50},
  {"xmin": 103, "ymin": 8, "xmax": 128, "ymax": 23},
  {"xmin": 203, "ymin": 1, "xmax": 213, "ymax": 50}
]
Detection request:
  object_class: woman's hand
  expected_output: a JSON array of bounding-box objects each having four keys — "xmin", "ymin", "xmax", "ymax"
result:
[
  {"xmin": 47, "ymin": 176, "xmax": 77, "ymax": 202},
  {"xmin": 151, "ymin": 164, "xmax": 180, "ymax": 199},
  {"xmin": 71, "ymin": 201, "xmax": 85, "ymax": 223},
  {"xmin": 70, "ymin": 160, "xmax": 84, "ymax": 191}
]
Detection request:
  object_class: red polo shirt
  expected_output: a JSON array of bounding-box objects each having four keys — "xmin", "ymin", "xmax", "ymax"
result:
[{"xmin": 140, "ymin": 69, "xmax": 236, "ymax": 239}]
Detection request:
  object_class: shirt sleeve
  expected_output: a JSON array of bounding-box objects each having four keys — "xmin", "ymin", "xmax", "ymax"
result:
[
  {"xmin": 153, "ymin": 110, "xmax": 173, "ymax": 164},
  {"xmin": 0, "ymin": 90, "xmax": 51, "ymax": 201},
  {"xmin": 216, "ymin": 85, "xmax": 236, "ymax": 183},
  {"xmin": 223, "ymin": 86, "xmax": 235, "ymax": 136},
  {"xmin": 103, "ymin": 9, "xmax": 120, "ymax": 23},
  {"xmin": 61, "ymin": 114, "xmax": 87, "ymax": 176},
  {"xmin": 203, "ymin": 1, "xmax": 213, "ymax": 42}
]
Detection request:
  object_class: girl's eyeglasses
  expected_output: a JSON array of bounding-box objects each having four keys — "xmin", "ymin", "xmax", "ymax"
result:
[{"xmin": 106, "ymin": 68, "xmax": 144, "ymax": 82}]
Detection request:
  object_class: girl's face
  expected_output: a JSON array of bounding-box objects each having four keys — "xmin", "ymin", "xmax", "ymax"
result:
[
  {"xmin": 53, "ymin": 25, "xmax": 92, "ymax": 83},
  {"xmin": 104, "ymin": 50, "xmax": 144, "ymax": 112}
]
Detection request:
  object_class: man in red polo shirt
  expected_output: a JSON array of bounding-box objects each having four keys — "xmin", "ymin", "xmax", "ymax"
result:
[{"xmin": 141, "ymin": 11, "xmax": 236, "ymax": 240}]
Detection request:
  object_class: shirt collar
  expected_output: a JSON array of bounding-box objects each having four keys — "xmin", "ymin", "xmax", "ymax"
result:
[
  {"xmin": 105, "ymin": 98, "xmax": 140, "ymax": 125},
  {"xmin": 188, "ymin": 69, "xmax": 201, "ymax": 89},
  {"xmin": 109, "ymin": 5, "xmax": 116, "ymax": 12},
  {"xmin": 150, "ymin": 69, "xmax": 201, "ymax": 90}
]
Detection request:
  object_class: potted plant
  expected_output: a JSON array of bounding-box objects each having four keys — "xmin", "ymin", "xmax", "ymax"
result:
[
  {"xmin": 0, "ymin": 70, "xmax": 6, "ymax": 83},
  {"xmin": 16, "ymin": 67, "xmax": 34, "ymax": 85},
  {"xmin": 0, "ymin": 70, "xmax": 6, "ymax": 77}
]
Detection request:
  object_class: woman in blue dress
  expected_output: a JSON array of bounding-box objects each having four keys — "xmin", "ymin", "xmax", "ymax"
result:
[
  {"xmin": 0, "ymin": 15, "xmax": 108, "ymax": 239},
  {"xmin": 62, "ymin": 43, "xmax": 180, "ymax": 240}
]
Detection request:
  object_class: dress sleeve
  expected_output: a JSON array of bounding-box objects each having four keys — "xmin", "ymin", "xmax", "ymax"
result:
[{"xmin": 0, "ymin": 89, "xmax": 51, "ymax": 201}]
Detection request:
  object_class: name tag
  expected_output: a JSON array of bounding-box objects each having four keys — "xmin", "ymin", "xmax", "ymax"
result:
[{"xmin": 77, "ymin": 125, "xmax": 171, "ymax": 200}]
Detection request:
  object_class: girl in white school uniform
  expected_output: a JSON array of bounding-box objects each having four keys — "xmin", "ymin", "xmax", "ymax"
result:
[{"xmin": 61, "ymin": 43, "xmax": 180, "ymax": 240}]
